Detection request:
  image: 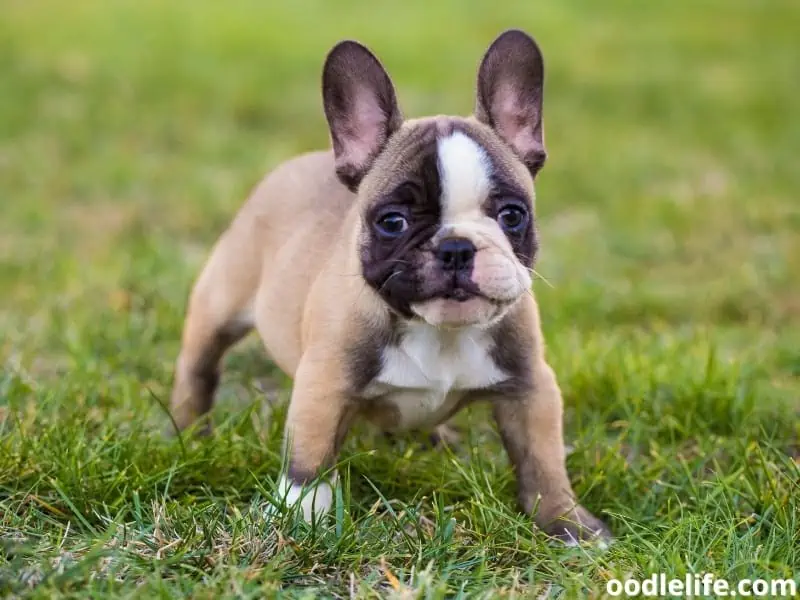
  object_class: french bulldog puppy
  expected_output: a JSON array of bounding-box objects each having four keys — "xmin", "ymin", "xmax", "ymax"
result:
[{"xmin": 169, "ymin": 29, "xmax": 611, "ymax": 544}]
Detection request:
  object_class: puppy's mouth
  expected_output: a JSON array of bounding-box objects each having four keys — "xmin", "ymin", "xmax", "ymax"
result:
[
  {"xmin": 442, "ymin": 287, "xmax": 477, "ymax": 302},
  {"xmin": 410, "ymin": 274, "xmax": 512, "ymax": 327},
  {"xmin": 410, "ymin": 295, "xmax": 503, "ymax": 328},
  {"xmin": 439, "ymin": 273, "xmax": 483, "ymax": 302}
]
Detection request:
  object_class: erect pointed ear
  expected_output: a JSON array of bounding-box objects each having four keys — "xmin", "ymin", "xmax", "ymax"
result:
[
  {"xmin": 475, "ymin": 30, "xmax": 547, "ymax": 176},
  {"xmin": 322, "ymin": 40, "xmax": 403, "ymax": 191}
]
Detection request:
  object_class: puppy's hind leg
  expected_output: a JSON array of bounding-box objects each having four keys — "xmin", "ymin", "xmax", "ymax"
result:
[{"xmin": 169, "ymin": 231, "xmax": 260, "ymax": 435}]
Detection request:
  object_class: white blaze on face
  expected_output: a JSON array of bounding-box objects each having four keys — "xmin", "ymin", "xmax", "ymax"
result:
[
  {"xmin": 276, "ymin": 473, "xmax": 335, "ymax": 522},
  {"xmin": 437, "ymin": 131, "xmax": 492, "ymax": 224}
]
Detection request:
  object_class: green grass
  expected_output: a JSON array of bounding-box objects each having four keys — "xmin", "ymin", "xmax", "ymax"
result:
[{"xmin": 1, "ymin": 0, "xmax": 799, "ymax": 597}]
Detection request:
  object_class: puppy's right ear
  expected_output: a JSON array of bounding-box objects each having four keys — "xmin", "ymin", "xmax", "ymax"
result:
[{"xmin": 322, "ymin": 41, "xmax": 402, "ymax": 191}]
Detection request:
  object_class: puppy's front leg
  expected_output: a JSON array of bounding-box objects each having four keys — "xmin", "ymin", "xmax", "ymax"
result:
[
  {"xmin": 492, "ymin": 361, "xmax": 611, "ymax": 544},
  {"xmin": 276, "ymin": 357, "xmax": 356, "ymax": 522}
]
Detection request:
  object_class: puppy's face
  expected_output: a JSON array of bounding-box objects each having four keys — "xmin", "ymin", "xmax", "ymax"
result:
[
  {"xmin": 322, "ymin": 30, "xmax": 547, "ymax": 327},
  {"xmin": 358, "ymin": 119, "xmax": 535, "ymax": 327}
]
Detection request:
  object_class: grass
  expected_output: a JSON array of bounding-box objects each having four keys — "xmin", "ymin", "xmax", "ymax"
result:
[{"xmin": 1, "ymin": 0, "xmax": 799, "ymax": 597}]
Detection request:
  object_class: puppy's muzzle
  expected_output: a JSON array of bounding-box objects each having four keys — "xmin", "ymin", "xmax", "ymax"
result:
[{"xmin": 435, "ymin": 237, "xmax": 481, "ymax": 301}]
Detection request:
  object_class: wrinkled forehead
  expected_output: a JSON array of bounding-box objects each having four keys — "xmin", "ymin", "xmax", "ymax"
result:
[{"xmin": 359, "ymin": 117, "xmax": 534, "ymax": 218}]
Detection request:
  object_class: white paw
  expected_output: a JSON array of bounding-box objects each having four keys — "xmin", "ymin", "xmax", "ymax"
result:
[{"xmin": 275, "ymin": 473, "xmax": 335, "ymax": 522}]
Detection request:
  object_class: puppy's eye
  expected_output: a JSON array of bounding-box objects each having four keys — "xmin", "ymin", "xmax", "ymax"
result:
[
  {"xmin": 497, "ymin": 205, "xmax": 528, "ymax": 233},
  {"xmin": 375, "ymin": 212, "xmax": 409, "ymax": 237}
]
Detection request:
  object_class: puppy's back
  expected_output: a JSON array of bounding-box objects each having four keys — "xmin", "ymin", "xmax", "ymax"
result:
[{"xmin": 206, "ymin": 150, "xmax": 356, "ymax": 373}]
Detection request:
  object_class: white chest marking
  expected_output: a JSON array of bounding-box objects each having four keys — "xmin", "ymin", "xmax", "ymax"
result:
[{"xmin": 365, "ymin": 322, "xmax": 508, "ymax": 430}]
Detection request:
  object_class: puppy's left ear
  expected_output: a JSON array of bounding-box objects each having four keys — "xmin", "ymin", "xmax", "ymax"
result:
[
  {"xmin": 475, "ymin": 30, "xmax": 547, "ymax": 176},
  {"xmin": 323, "ymin": 41, "xmax": 403, "ymax": 191}
]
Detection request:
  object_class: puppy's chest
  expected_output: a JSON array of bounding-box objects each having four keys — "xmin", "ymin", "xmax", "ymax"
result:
[{"xmin": 362, "ymin": 324, "xmax": 508, "ymax": 430}]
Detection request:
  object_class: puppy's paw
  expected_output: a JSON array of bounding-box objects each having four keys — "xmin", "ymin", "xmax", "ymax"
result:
[
  {"xmin": 270, "ymin": 474, "xmax": 336, "ymax": 523},
  {"xmin": 540, "ymin": 505, "xmax": 612, "ymax": 548},
  {"xmin": 428, "ymin": 423, "xmax": 461, "ymax": 448}
]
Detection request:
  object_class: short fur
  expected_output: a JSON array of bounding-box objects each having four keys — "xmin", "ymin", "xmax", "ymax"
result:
[{"xmin": 169, "ymin": 30, "xmax": 611, "ymax": 543}]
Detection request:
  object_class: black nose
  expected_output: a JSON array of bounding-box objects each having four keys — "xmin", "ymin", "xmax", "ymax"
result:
[{"xmin": 436, "ymin": 238, "xmax": 476, "ymax": 271}]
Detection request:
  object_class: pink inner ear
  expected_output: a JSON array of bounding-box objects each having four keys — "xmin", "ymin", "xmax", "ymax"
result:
[
  {"xmin": 339, "ymin": 88, "xmax": 389, "ymax": 171},
  {"xmin": 493, "ymin": 82, "xmax": 535, "ymax": 150}
]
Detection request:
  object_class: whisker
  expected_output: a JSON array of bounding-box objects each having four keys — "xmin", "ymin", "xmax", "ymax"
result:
[
  {"xmin": 376, "ymin": 270, "xmax": 403, "ymax": 295},
  {"xmin": 526, "ymin": 267, "xmax": 554, "ymax": 289}
]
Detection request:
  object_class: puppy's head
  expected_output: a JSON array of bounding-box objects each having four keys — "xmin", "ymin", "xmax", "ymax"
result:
[{"xmin": 323, "ymin": 30, "xmax": 546, "ymax": 328}]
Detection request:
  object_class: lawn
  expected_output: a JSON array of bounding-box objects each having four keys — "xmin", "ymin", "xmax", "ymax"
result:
[{"xmin": 1, "ymin": 0, "xmax": 798, "ymax": 597}]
